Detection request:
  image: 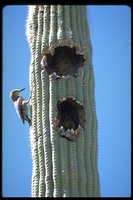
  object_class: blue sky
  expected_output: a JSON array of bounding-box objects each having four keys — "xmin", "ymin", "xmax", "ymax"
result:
[{"xmin": 2, "ymin": 5, "xmax": 131, "ymax": 197}]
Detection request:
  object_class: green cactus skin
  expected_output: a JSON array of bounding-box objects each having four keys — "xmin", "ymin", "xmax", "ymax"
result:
[{"xmin": 26, "ymin": 5, "xmax": 100, "ymax": 197}]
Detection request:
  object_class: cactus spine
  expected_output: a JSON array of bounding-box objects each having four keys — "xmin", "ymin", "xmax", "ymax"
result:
[{"xmin": 26, "ymin": 5, "xmax": 100, "ymax": 197}]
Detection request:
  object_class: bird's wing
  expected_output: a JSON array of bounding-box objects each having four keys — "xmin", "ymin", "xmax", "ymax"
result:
[{"xmin": 14, "ymin": 97, "xmax": 25, "ymax": 123}]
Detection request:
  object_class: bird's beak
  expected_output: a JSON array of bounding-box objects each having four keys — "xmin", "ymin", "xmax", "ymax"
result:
[{"xmin": 20, "ymin": 88, "xmax": 26, "ymax": 92}]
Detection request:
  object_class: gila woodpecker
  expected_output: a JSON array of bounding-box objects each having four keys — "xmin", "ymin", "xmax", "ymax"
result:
[{"xmin": 10, "ymin": 88, "xmax": 31, "ymax": 125}]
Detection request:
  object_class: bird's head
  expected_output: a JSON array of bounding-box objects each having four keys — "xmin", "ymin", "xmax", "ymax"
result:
[{"xmin": 10, "ymin": 88, "xmax": 26, "ymax": 101}]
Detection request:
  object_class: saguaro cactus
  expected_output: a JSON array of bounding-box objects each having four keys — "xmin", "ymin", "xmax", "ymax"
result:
[{"xmin": 26, "ymin": 5, "xmax": 100, "ymax": 197}]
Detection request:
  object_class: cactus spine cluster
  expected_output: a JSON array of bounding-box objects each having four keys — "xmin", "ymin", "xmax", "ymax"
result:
[{"xmin": 26, "ymin": 5, "xmax": 100, "ymax": 197}]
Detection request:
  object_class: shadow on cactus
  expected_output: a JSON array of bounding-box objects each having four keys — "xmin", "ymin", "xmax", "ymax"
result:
[{"xmin": 53, "ymin": 97, "xmax": 86, "ymax": 141}]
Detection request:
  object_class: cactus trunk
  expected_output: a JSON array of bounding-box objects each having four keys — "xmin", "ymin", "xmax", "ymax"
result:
[{"xmin": 26, "ymin": 5, "xmax": 100, "ymax": 197}]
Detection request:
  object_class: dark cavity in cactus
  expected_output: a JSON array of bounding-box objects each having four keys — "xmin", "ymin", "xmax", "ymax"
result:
[
  {"xmin": 53, "ymin": 97, "xmax": 86, "ymax": 141},
  {"xmin": 45, "ymin": 46, "xmax": 85, "ymax": 79}
]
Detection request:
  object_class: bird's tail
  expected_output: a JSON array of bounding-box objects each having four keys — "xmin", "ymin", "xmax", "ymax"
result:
[{"xmin": 25, "ymin": 114, "xmax": 31, "ymax": 126}]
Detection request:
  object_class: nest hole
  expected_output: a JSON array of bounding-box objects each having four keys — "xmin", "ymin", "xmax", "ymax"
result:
[
  {"xmin": 57, "ymin": 98, "xmax": 86, "ymax": 131},
  {"xmin": 46, "ymin": 46, "xmax": 85, "ymax": 78}
]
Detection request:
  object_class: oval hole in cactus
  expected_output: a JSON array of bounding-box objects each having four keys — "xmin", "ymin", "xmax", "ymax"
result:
[
  {"xmin": 45, "ymin": 46, "xmax": 85, "ymax": 79},
  {"xmin": 55, "ymin": 98, "xmax": 86, "ymax": 141}
]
